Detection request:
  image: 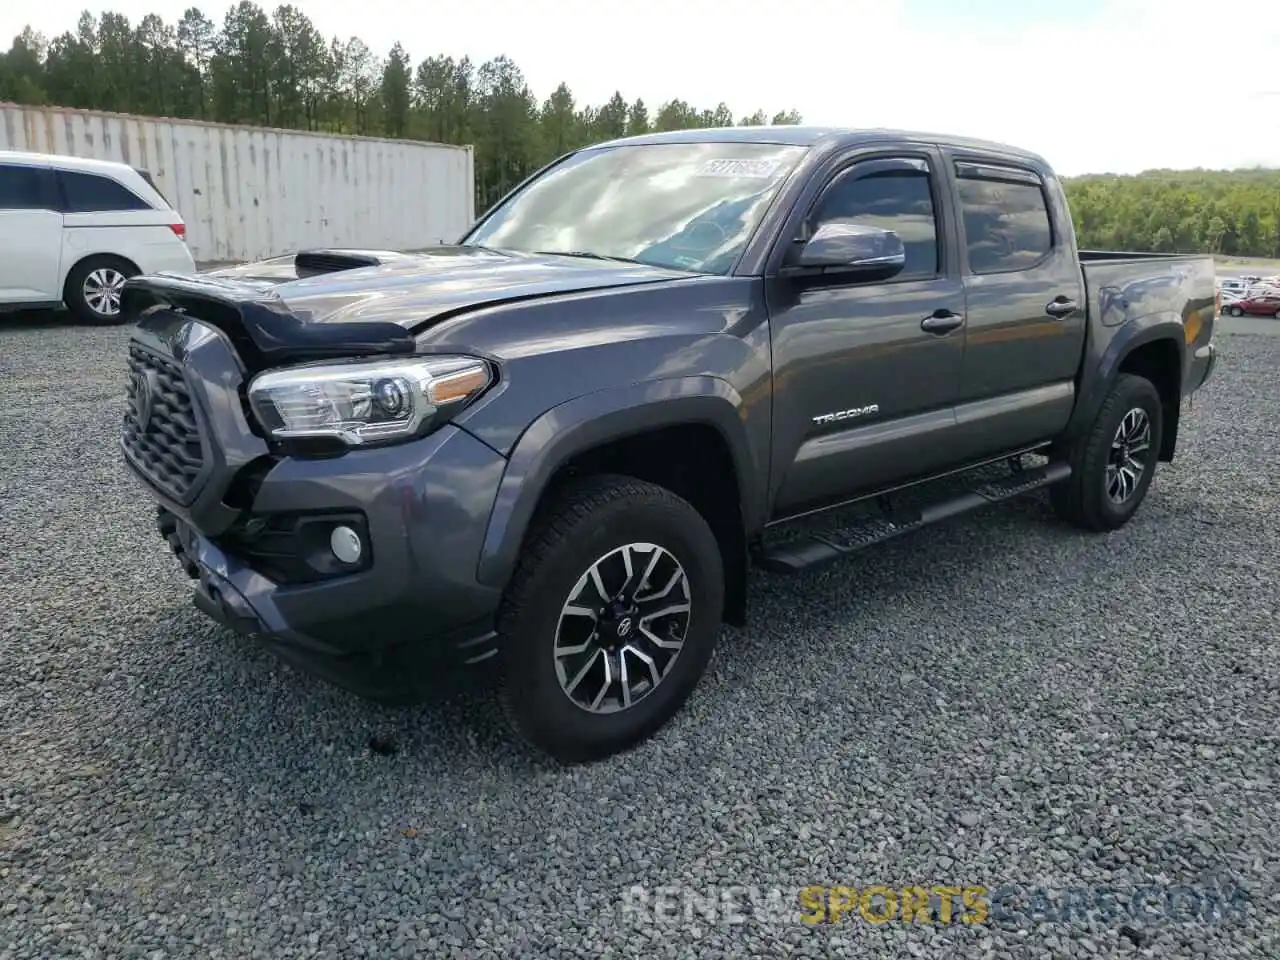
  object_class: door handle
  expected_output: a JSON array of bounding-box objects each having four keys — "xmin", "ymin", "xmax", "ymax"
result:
[
  {"xmin": 921, "ymin": 309, "xmax": 964, "ymax": 334},
  {"xmin": 1045, "ymin": 297, "xmax": 1079, "ymax": 318}
]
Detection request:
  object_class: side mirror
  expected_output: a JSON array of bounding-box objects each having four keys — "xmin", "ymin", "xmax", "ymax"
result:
[{"xmin": 784, "ymin": 222, "xmax": 906, "ymax": 282}]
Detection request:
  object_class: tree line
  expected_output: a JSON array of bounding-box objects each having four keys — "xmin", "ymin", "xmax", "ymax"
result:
[
  {"xmin": 1064, "ymin": 170, "xmax": 1280, "ymax": 260},
  {"xmin": 1, "ymin": 6, "xmax": 1278, "ymax": 258},
  {"xmin": 0, "ymin": 5, "xmax": 801, "ymax": 211}
]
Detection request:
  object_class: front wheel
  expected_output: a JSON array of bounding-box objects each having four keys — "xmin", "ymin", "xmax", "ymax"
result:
[
  {"xmin": 1229, "ymin": 306, "xmax": 1244, "ymax": 317},
  {"xmin": 496, "ymin": 474, "xmax": 725, "ymax": 763},
  {"xmin": 1050, "ymin": 373, "xmax": 1164, "ymax": 532}
]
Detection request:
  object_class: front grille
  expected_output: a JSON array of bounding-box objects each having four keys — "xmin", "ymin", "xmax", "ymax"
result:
[{"xmin": 122, "ymin": 343, "xmax": 205, "ymax": 500}]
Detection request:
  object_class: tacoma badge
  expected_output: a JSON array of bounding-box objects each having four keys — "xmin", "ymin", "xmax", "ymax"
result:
[{"xmin": 812, "ymin": 404, "xmax": 880, "ymax": 425}]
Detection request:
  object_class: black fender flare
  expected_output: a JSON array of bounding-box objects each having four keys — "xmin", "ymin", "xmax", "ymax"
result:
[
  {"xmin": 475, "ymin": 376, "xmax": 763, "ymax": 588},
  {"xmin": 1066, "ymin": 316, "xmax": 1187, "ymax": 440}
]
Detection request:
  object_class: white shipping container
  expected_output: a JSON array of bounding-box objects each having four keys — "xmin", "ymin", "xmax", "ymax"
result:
[{"xmin": 0, "ymin": 102, "xmax": 476, "ymax": 264}]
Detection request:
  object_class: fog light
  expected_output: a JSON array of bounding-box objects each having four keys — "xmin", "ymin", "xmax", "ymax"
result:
[{"xmin": 330, "ymin": 525, "xmax": 363, "ymax": 564}]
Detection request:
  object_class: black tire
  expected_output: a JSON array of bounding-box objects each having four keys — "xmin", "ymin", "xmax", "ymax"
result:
[
  {"xmin": 62, "ymin": 255, "xmax": 139, "ymax": 325},
  {"xmin": 1229, "ymin": 306, "xmax": 1244, "ymax": 317},
  {"xmin": 496, "ymin": 474, "xmax": 724, "ymax": 763},
  {"xmin": 1050, "ymin": 373, "xmax": 1164, "ymax": 532}
]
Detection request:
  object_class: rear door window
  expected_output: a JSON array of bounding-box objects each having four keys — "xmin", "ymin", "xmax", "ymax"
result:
[
  {"xmin": 955, "ymin": 165, "xmax": 1054, "ymax": 274},
  {"xmin": 0, "ymin": 164, "xmax": 53, "ymax": 210},
  {"xmin": 57, "ymin": 170, "xmax": 153, "ymax": 213}
]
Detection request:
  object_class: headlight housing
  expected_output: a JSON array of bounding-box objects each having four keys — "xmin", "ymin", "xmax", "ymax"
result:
[{"xmin": 246, "ymin": 355, "xmax": 493, "ymax": 447}]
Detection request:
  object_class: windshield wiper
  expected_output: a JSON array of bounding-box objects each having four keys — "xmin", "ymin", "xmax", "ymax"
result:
[{"xmin": 533, "ymin": 250, "xmax": 646, "ymax": 265}]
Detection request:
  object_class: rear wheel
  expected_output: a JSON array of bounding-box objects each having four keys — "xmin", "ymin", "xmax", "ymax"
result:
[
  {"xmin": 496, "ymin": 474, "xmax": 724, "ymax": 763},
  {"xmin": 1051, "ymin": 373, "xmax": 1163, "ymax": 532},
  {"xmin": 63, "ymin": 256, "xmax": 139, "ymax": 324}
]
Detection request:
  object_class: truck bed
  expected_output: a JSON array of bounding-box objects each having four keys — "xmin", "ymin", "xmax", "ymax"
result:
[
  {"xmin": 1077, "ymin": 248, "xmax": 1217, "ymax": 408},
  {"xmin": 1078, "ymin": 250, "xmax": 1216, "ymax": 328}
]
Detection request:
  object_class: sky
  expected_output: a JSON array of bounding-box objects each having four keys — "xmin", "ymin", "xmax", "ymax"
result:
[{"xmin": 4, "ymin": 0, "xmax": 1278, "ymax": 176}]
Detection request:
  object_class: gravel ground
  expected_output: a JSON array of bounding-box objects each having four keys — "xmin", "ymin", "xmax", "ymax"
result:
[{"xmin": 1, "ymin": 313, "xmax": 1278, "ymax": 960}]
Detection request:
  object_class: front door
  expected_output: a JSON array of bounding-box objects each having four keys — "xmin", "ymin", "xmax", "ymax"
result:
[{"xmin": 765, "ymin": 148, "xmax": 968, "ymax": 521}]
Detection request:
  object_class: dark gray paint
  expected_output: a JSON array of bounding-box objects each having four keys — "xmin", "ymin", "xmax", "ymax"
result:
[
  {"xmin": 203, "ymin": 245, "xmax": 709, "ymax": 329},
  {"xmin": 1066, "ymin": 253, "xmax": 1215, "ymax": 443},
  {"xmin": 128, "ymin": 313, "xmax": 508, "ymax": 663},
  {"xmin": 475, "ymin": 378, "xmax": 766, "ymax": 588},
  {"xmin": 118, "ymin": 126, "xmax": 1219, "ymax": 687}
]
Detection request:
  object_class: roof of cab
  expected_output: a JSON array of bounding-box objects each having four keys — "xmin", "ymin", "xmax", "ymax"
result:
[{"xmin": 586, "ymin": 125, "xmax": 1051, "ymax": 168}]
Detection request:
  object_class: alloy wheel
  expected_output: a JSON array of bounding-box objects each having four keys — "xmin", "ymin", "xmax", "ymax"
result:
[
  {"xmin": 553, "ymin": 541, "xmax": 692, "ymax": 714},
  {"xmin": 83, "ymin": 267, "xmax": 128, "ymax": 317},
  {"xmin": 1106, "ymin": 407, "xmax": 1152, "ymax": 504}
]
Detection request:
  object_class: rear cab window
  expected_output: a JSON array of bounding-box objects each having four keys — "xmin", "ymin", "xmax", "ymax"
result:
[
  {"xmin": 954, "ymin": 161, "xmax": 1054, "ymax": 274},
  {"xmin": 56, "ymin": 169, "xmax": 154, "ymax": 213}
]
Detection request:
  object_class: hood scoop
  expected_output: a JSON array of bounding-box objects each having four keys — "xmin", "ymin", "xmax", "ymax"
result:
[{"xmin": 294, "ymin": 250, "xmax": 386, "ymax": 278}]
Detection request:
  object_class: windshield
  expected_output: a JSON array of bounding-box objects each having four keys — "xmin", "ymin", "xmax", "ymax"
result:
[{"xmin": 463, "ymin": 141, "xmax": 808, "ymax": 275}]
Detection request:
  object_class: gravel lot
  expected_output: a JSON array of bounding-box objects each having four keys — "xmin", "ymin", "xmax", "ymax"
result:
[{"xmin": 2, "ymin": 314, "xmax": 1278, "ymax": 960}]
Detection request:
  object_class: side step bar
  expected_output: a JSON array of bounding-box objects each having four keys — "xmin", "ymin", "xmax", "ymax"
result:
[{"xmin": 758, "ymin": 461, "xmax": 1072, "ymax": 574}]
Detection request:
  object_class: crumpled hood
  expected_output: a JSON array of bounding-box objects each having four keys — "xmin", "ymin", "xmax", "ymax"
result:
[{"xmin": 201, "ymin": 245, "xmax": 701, "ymax": 330}]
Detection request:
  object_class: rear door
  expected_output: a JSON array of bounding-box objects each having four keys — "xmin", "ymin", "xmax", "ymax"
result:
[
  {"xmin": 0, "ymin": 160, "xmax": 63, "ymax": 303},
  {"xmin": 764, "ymin": 146, "xmax": 969, "ymax": 519},
  {"xmin": 942, "ymin": 153, "xmax": 1087, "ymax": 458}
]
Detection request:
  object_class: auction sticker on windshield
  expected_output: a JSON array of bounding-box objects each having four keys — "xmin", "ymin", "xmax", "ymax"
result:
[{"xmin": 696, "ymin": 158, "xmax": 783, "ymax": 178}]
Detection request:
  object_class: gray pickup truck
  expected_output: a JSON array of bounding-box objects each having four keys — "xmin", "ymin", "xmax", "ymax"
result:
[{"xmin": 118, "ymin": 126, "xmax": 1218, "ymax": 762}]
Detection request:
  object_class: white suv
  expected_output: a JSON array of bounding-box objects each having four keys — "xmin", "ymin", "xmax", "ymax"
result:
[{"xmin": 0, "ymin": 150, "xmax": 197, "ymax": 324}]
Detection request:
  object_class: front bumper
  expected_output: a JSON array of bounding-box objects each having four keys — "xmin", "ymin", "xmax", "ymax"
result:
[
  {"xmin": 164, "ymin": 508, "xmax": 502, "ymax": 701},
  {"xmin": 124, "ymin": 314, "xmax": 508, "ymax": 702}
]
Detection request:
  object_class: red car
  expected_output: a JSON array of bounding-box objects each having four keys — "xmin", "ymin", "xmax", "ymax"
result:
[{"xmin": 1225, "ymin": 291, "xmax": 1280, "ymax": 318}]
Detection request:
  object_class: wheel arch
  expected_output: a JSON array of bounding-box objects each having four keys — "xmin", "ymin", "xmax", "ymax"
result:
[
  {"xmin": 1116, "ymin": 337, "xmax": 1183, "ymax": 461},
  {"xmin": 1069, "ymin": 319, "xmax": 1187, "ymax": 462},
  {"xmin": 476, "ymin": 377, "xmax": 765, "ymax": 627}
]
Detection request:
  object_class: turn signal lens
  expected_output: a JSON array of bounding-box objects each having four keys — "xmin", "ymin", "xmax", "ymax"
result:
[{"xmin": 428, "ymin": 366, "xmax": 492, "ymax": 405}]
